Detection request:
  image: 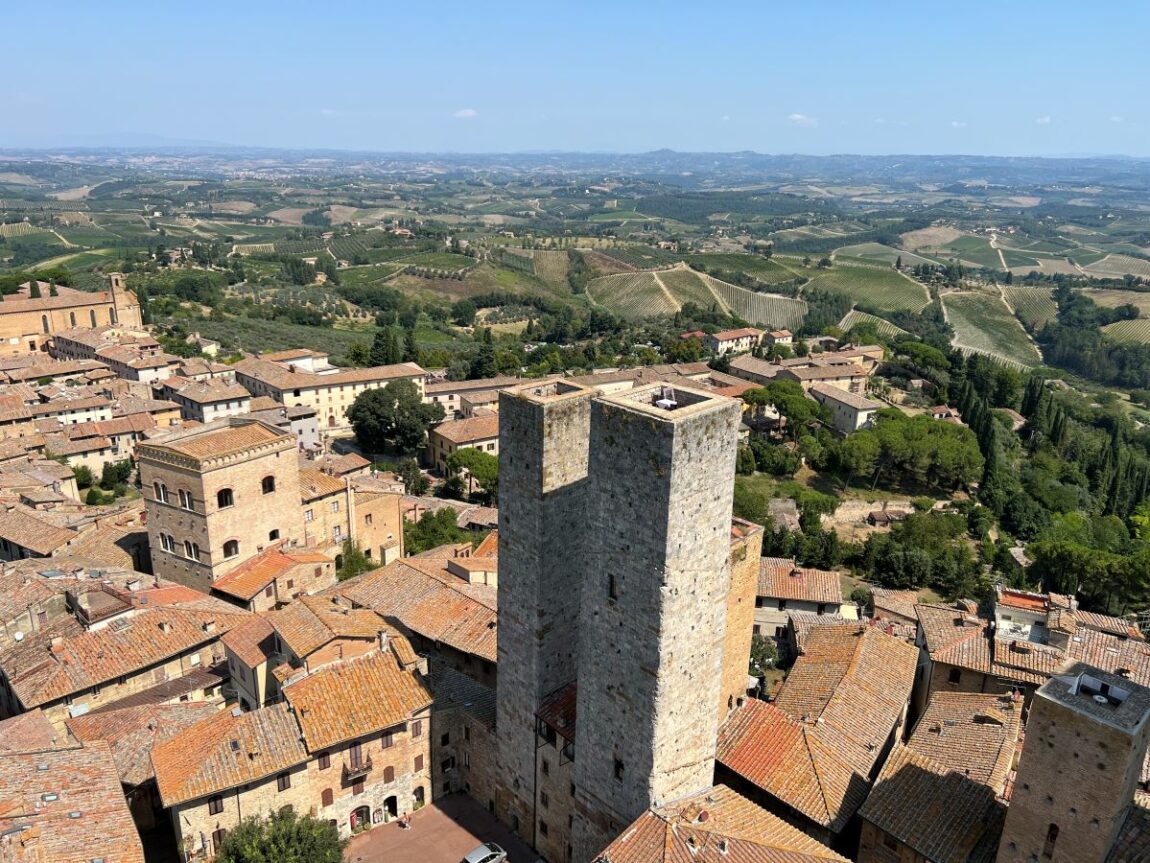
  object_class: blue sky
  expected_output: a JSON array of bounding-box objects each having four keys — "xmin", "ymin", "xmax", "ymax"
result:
[{"xmin": 2, "ymin": 0, "xmax": 1147, "ymax": 155}]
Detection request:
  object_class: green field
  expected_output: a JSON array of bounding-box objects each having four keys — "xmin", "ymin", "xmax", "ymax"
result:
[
  {"xmin": 943, "ymin": 292, "xmax": 1043, "ymax": 368},
  {"xmin": 800, "ymin": 262, "xmax": 930, "ymax": 312},
  {"xmin": 1102, "ymin": 319, "xmax": 1150, "ymax": 343},
  {"xmin": 0, "ymin": 222, "xmax": 52, "ymax": 238},
  {"xmin": 588, "ymin": 265, "xmax": 807, "ymax": 328},
  {"xmin": 838, "ymin": 309, "xmax": 909, "ymax": 339},
  {"xmin": 686, "ymin": 253, "xmax": 801, "ymax": 284},
  {"xmin": 834, "ymin": 242, "xmax": 939, "ymax": 267},
  {"xmin": 531, "ymin": 250, "xmax": 570, "ymax": 288},
  {"xmin": 32, "ymin": 249, "xmax": 117, "ymax": 271},
  {"xmin": 1080, "ymin": 289, "xmax": 1150, "ymax": 316},
  {"xmin": 1003, "ymin": 287, "xmax": 1059, "ymax": 329},
  {"xmin": 338, "ymin": 264, "xmax": 402, "ymax": 287},
  {"xmin": 401, "ymin": 252, "xmax": 476, "ymax": 270},
  {"xmin": 1084, "ymin": 254, "xmax": 1150, "ymax": 279},
  {"xmin": 601, "ymin": 246, "xmax": 680, "ymax": 269},
  {"xmin": 938, "ymin": 235, "xmax": 1004, "ymax": 269}
]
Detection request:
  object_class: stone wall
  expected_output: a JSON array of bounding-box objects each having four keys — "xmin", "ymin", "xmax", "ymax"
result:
[
  {"xmin": 997, "ymin": 687, "xmax": 1150, "ymax": 863},
  {"xmin": 572, "ymin": 388, "xmax": 740, "ymax": 862},
  {"xmin": 496, "ymin": 383, "xmax": 592, "ymax": 843},
  {"xmin": 141, "ymin": 440, "xmax": 304, "ymax": 592},
  {"xmin": 720, "ymin": 520, "xmax": 764, "ymax": 723}
]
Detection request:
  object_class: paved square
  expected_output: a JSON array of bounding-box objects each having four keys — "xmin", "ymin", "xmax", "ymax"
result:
[{"xmin": 346, "ymin": 794, "xmax": 536, "ymax": 863}]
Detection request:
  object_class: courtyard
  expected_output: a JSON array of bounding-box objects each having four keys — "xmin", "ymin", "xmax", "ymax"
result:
[{"xmin": 346, "ymin": 794, "xmax": 536, "ymax": 863}]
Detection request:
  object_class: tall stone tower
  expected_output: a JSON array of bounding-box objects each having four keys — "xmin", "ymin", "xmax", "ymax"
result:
[
  {"xmin": 998, "ymin": 663, "xmax": 1150, "ymax": 863},
  {"xmin": 571, "ymin": 384, "xmax": 741, "ymax": 861},
  {"xmin": 496, "ymin": 381, "xmax": 594, "ymax": 840}
]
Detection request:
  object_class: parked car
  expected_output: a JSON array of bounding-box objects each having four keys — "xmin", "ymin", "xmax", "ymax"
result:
[{"xmin": 464, "ymin": 843, "xmax": 507, "ymax": 863}]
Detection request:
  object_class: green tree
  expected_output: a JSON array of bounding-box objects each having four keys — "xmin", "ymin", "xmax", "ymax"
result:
[
  {"xmin": 398, "ymin": 458, "xmax": 430, "ymax": 495},
  {"xmin": 748, "ymin": 633, "xmax": 778, "ymax": 678},
  {"xmin": 72, "ymin": 464, "xmax": 94, "ymax": 489},
  {"xmin": 446, "ymin": 447, "xmax": 499, "ymax": 504},
  {"xmin": 336, "ymin": 539, "xmax": 374, "ymax": 581},
  {"xmin": 404, "ymin": 508, "xmax": 471, "ymax": 555},
  {"xmin": 370, "ymin": 327, "xmax": 403, "ymax": 366},
  {"xmin": 347, "ymin": 379, "xmax": 445, "ymax": 455},
  {"xmin": 100, "ymin": 459, "xmax": 133, "ymax": 490},
  {"xmin": 85, "ymin": 487, "xmax": 105, "ymax": 505},
  {"xmin": 28, "ymin": 281, "xmax": 41, "ymax": 299},
  {"xmin": 215, "ymin": 808, "xmax": 345, "ymax": 863}
]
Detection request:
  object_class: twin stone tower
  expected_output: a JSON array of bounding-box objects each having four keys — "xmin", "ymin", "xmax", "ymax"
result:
[{"xmin": 496, "ymin": 380, "xmax": 743, "ymax": 863}]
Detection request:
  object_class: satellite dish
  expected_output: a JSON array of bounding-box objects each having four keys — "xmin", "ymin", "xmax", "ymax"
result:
[{"xmin": 13, "ymin": 631, "xmax": 24, "ymax": 642}]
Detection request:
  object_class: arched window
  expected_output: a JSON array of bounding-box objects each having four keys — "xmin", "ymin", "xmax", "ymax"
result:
[
  {"xmin": 223, "ymin": 540, "xmax": 240, "ymax": 559},
  {"xmin": 41, "ymin": 315, "xmax": 49, "ymax": 335},
  {"xmin": 261, "ymin": 476, "xmax": 276, "ymax": 495},
  {"xmin": 89, "ymin": 310, "xmax": 97, "ymax": 327},
  {"xmin": 109, "ymin": 308, "xmax": 116, "ymax": 325},
  {"xmin": 1044, "ymin": 824, "xmax": 1059, "ymax": 860},
  {"xmin": 217, "ymin": 488, "xmax": 233, "ymax": 509},
  {"xmin": 69, "ymin": 312, "xmax": 76, "ymax": 328},
  {"xmin": 184, "ymin": 540, "xmax": 195, "ymax": 559},
  {"xmin": 269, "ymin": 529, "xmax": 280, "ymax": 541},
  {"xmin": 153, "ymin": 482, "xmax": 169, "ymax": 504},
  {"xmin": 321, "ymin": 788, "xmax": 333, "ymax": 807},
  {"xmin": 178, "ymin": 489, "xmax": 194, "ymax": 511}
]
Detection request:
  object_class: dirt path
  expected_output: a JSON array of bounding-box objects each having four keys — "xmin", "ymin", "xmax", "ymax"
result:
[
  {"xmin": 49, "ymin": 230, "xmax": 75, "ymax": 247},
  {"xmin": 650, "ymin": 269, "xmax": 680, "ymax": 311},
  {"xmin": 989, "ymin": 232, "xmax": 1008, "ymax": 270}
]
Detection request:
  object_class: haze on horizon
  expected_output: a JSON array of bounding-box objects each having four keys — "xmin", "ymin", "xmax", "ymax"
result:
[{"xmin": 2, "ymin": 0, "xmax": 1148, "ymax": 158}]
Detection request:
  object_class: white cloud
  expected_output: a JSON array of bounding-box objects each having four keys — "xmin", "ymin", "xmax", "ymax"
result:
[
  {"xmin": 1111, "ymin": 115, "xmax": 1125, "ymax": 123},
  {"xmin": 787, "ymin": 113, "xmax": 818, "ymax": 128},
  {"xmin": 453, "ymin": 108, "xmax": 478, "ymax": 119},
  {"xmin": 1036, "ymin": 115, "xmax": 1052, "ymax": 125},
  {"xmin": 721, "ymin": 115, "xmax": 730, "ymax": 123},
  {"xmin": 950, "ymin": 120, "xmax": 967, "ymax": 129}
]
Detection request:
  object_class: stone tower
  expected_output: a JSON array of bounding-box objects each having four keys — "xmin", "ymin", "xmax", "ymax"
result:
[
  {"xmin": 137, "ymin": 417, "xmax": 305, "ymax": 593},
  {"xmin": 997, "ymin": 664, "xmax": 1150, "ymax": 863},
  {"xmin": 496, "ymin": 381, "xmax": 594, "ymax": 840},
  {"xmin": 107, "ymin": 272, "xmax": 143, "ymax": 328},
  {"xmin": 571, "ymin": 383, "xmax": 741, "ymax": 861}
]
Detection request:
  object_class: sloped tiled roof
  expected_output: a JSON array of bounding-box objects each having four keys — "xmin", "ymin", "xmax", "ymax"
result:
[
  {"xmin": 299, "ymin": 467, "xmax": 346, "ymax": 501},
  {"xmin": 220, "ymin": 616, "xmax": 277, "ymax": 667},
  {"xmin": 1108, "ymin": 792, "xmax": 1150, "ymax": 863},
  {"xmin": 0, "ymin": 601, "xmax": 245, "ymax": 708},
  {"xmin": 211, "ymin": 545, "xmax": 332, "ymax": 602},
  {"xmin": 0, "ymin": 740, "xmax": 146, "ymax": 863},
  {"xmin": 335, "ymin": 555, "xmax": 497, "ymax": 661},
  {"xmin": 282, "ymin": 643, "xmax": 431, "ymax": 750},
  {"xmin": 772, "ymin": 626, "xmax": 917, "ymax": 776},
  {"xmin": 859, "ymin": 745, "xmax": 1005, "ymax": 863},
  {"xmin": 145, "ymin": 420, "xmax": 285, "ymax": 460},
  {"xmin": 431, "ymin": 414, "xmax": 500, "ymax": 445},
  {"xmin": 267, "ymin": 594, "xmax": 385, "ymax": 659},
  {"xmin": 0, "ymin": 506, "xmax": 75, "ymax": 555},
  {"xmin": 151, "ymin": 701, "xmax": 308, "ymax": 806},
  {"xmin": 717, "ymin": 699, "xmax": 867, "ymax": 833},
  {"xmin": 0, "ymin": 708, "xmax": 60, "ymax": 753},
  {"xmin": 597, "ymin": 784, "xmax": 847, "ymax": 863},
  {"xmin": 67, "ymin": 701, "xmax": 220, "ymax": 785},
  {"xmin": 903, "ymin": 692, "xmax": 1021, "ymax": 790},
  {"xmin": 757, "ymin": 561, "xmax": 842, "ymax": 604}
]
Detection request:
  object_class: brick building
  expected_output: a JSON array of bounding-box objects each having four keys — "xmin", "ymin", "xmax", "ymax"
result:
[
  {"xmin": 138, "ymin": 418, "xmax": 306, "ymax": 592},
  {"xmin": 998, "ymin": 665, "xmax": 1150, "ymax": 863},
  {"xmin": 152, "ymin": 638, "xmax": 432, "ymax": 858},
  {"xmin": 0, "ymin": 273, "xmax": 142, "ymax": 356}
]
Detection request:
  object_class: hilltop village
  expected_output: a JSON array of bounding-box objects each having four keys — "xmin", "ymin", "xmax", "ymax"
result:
[{"xmin": 0, "ymin": 273, "xmax": 1148, "ymax": 863}]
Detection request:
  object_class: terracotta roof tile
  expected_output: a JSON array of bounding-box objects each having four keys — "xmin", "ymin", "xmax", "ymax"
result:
[
  {"xmin": 1108, "ymin": 792, "xmax": 1150, "ymax": 863},
  {"xmin": 432, "ymin": 414, "xmax": 500, "ymax": 445},
  {"xmin": 0, "ymin": 709, "xmax": 61, "ymax": 753},
  {"xmin": 0, "ymin": 740, "xmax": 146, "ymax": 863},
  {"xmin": 267, "ymin": 595, "xmax": 385, "ymax": 659},
  {"xmin": 145, "ymin": 419, "xmax": 286, "ymax": 460},
  {"xmin": 757, "ymin": 562, "xmax": 842, "ymax": 605},
  {"xmin": 282, "ymin": 643, "xmax": 431, "ymax": 750},
  {"xmin": 299, "ymin": 467, "xmax": 346, "ymax": 501},
  {"xmin": 598, "ymin": 784, "xmax": 848, "ymax": 863},
  {"xmin": 212, "ymin": 545, "xmax": 333, "ymax": 601},
  {"xmin": 67, "ymin": 701, "xmax": 220, "ymax": 785},
  {"xmin": 151, "ymin": 702, "xmax": 308, "ymax": 806},
  {"xmin": 859, "ymin": 745, "xmax": 1005, "ymax": 863},
  {"xmin": 221, "ymin": 616, "xmax": 277, "ymax": 667},
  {"xmin": 336, "ymin": 556, "xmax": 497, "ymax": 661}
]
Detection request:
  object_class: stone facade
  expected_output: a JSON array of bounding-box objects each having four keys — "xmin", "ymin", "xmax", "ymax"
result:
[
  {"xmin": 571, "ymin": 385, "xmax": 740, "ymax": 862},
  {"xmin": 720, "ymin": 518, "xmax": 764, "ymax": 722},
  {"xmin": 0, "ymin": 274, "xmax": 141, "ymax": 356},
  {"xmin": 997, "ymin": 665, "xmax": 1150, "ymax": 863},
  {"xmin": 496, "ymin": 382, "xmax": 593, "ymax": 842},
  {"xmin": 138, "ymin": 419, "xmax": 305, "ymax": 593}
]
